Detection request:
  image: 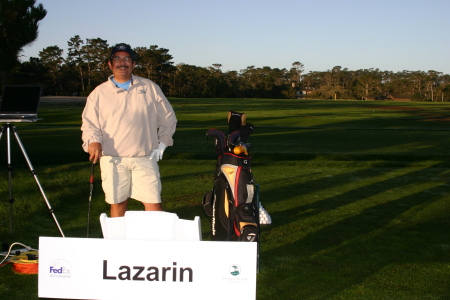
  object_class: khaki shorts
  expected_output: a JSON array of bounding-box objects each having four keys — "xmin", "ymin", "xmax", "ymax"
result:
[{"xmin": 99, "ymin": 156, "xmax": 161, "ymax": 204}]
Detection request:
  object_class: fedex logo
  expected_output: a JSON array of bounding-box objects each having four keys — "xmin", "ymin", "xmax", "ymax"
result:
[
  {"xmin": 49, "ymin": 259, "xmax": 72, "ymax": 278},
  {"xmin": 50, "ymin": 266, "xmax": 70, "ymax": 274}
]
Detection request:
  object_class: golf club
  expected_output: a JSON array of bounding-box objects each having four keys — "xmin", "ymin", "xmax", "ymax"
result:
[{"xmin": 87, "ymin": 162, "xmax": 95, "ymax": 238}]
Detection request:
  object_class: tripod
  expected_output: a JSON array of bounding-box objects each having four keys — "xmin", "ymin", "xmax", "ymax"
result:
[{"xmin": 0, "ymin": 122, "xmax": 65, "ymax": 237}]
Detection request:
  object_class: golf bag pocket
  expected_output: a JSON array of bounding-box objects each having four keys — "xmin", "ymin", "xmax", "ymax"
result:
[
  {"xmin": 211, "ymin": 176, "xmax": 234, "ymax": 241},
  {"xmin": 202, "ymin": 190, "xmax": 213, "ymax": 217},
  {"xmin": 239, "ymin": 225, "xmax": 259, "ymax": 242},
  {"xmin": 234, "ymin": 203, "xmax": 259, "ymax": 242}
]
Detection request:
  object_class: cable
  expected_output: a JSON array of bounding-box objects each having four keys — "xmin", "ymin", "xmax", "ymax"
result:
[
  {"xmin": 0, "ymin": 261, "xmax": 12, "ymax": 268},
  {"xmin": 0, "ymin": 242, "xmax": 38, "ymax": 267}
]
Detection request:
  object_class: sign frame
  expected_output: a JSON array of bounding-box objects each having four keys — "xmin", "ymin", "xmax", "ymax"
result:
[{"xmin": 38, "ymin": 237, "xmax": 257, "ymax": 300}]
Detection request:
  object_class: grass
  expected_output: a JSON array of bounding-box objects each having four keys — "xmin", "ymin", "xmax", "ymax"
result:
[{"xmin": 0, "ymin": 98, "xmax": 449, "ymax": 299}]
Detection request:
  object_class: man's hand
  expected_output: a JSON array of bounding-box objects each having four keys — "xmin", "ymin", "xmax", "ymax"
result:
[
  {"xmin": 149, "ymin": 142, "xmax": 167, "ymax": 161},
  {"xmin": 88, "ymin": 142, "xmax": 102, "ymax": 163}
]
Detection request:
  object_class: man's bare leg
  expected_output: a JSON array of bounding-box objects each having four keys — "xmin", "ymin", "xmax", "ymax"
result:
[
  {"xmin": 110, "ymin": 200, "xmax": 128, "ymax": 217},
  {"xmin": 143, "ymin": 203, "xmax": 163, "ymax": 211}
]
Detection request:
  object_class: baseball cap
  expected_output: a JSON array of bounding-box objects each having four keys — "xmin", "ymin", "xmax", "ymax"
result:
[{"xmin": 109, "ymin": 43, "xmax": 135, "ymax": 60}]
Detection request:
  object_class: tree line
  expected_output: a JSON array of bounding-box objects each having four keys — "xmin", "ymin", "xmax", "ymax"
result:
[
  {"xmin": 4, "ymin": 35, "xmax": 450, "ymax": 101},
  {"xmin": 1, "ymin": 1, "xmax": 449, "ymax": 101}
]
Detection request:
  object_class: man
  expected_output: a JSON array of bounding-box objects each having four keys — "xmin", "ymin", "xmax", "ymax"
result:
[{"xmin": 81, "ymin": 43, "xmax": 177, "ymax": 217}]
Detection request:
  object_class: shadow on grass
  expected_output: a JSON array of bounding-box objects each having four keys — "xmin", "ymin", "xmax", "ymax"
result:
[
  {"xmin": 1, "ymin": 99, "xmax": 450, "ymax": 299},
  {"xmin": 262, "ymin": 161, "xmax": 446, "ymax": 226},
  {"xmin": 257, "ymin": 161, "xmax": 450, "ymax": 299},
  {"xmin": 0, "ymin": 162, "xmax": 107, "ymax": 243}
]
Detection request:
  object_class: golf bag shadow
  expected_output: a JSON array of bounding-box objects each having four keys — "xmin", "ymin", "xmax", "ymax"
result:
[{"xmin": 203, "ymin": 123, "xmax": 260, "ymax": 242}]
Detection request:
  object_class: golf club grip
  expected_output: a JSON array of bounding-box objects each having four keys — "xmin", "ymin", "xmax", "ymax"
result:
[{"xmin": 90, "ymin": 163, "xmax": 95, "ymax": 183}]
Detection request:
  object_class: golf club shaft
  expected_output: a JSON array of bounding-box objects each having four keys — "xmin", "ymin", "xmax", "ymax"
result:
[{"xmin": 87, "ymin": 162, "xmax": 95, "ymax": 237}]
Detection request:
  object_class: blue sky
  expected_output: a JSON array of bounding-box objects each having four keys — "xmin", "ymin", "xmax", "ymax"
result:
[{"xmin": 21, "ymin": 0, "xmax": 450, "ymax": 74}]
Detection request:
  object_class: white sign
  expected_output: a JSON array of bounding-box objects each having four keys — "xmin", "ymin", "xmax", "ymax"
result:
[{"xmin": 38, "ymin": 237, "xmax": 257, "ymax": 300}]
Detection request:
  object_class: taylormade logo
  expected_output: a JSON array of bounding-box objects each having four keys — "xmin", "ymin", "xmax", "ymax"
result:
[
  {"xmin": 211, "ymin": 199, "xmax": 216, "ymax": 235},
  {"xmin": 247, "ymin": 233, "xmax": 256, "ymax": 242},
  {"xmin": 103, "ymin": 260, "xmax": 193, "ymax": 282},
  {"xmin": 212, "ymin": 197, "xmax": 216, "ymax": 236}
]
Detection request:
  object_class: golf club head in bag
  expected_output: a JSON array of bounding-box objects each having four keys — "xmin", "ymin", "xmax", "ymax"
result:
[
  {"xmin": 227, "ymin": 126, "xmax": 253, "ymax": 156},
  {"xmin": 227, "ymin": 131, "xmax": 241, "ymax": 147},
  {"xmin": 227, "ymin": 131, "xmax": 247, "ymax": 155},
  {"xmin": 206, "ymin": 128, "xmax": 226, "ymax": 156},
  {"xmin": 239, "ymin": 123, "xmax": 254, "ymax": 144},
  {"xmin": 228, "ymin": 111, "xmax": 246, "ymax": 134}
]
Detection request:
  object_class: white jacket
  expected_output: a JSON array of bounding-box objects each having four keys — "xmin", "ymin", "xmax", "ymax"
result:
[{"xmin": 81, "ymin": 75, "xmax": 177, "ymax": 157}]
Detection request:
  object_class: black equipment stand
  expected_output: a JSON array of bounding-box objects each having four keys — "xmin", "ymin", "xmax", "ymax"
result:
[{"xmin": 0, "ymin": 123, "xmax": 65, "ymax": 237}]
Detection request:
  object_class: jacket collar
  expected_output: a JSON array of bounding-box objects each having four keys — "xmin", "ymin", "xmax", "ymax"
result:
[{"xmin": 108, "ymin": 75, "xmax": 140, "ymax": 89}]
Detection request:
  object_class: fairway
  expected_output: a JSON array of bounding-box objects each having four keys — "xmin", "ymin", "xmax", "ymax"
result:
[{"xmin": 0, "ymin": 98, "xmax": 449, "ymax": 299}]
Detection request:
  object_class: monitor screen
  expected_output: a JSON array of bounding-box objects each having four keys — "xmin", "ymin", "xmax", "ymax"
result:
[{"xmin": 0, "ymin": 85, "xmax": 42, "ymax": 113}]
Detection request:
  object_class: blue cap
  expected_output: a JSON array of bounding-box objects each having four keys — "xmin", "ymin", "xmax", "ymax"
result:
[{"xmin": 110, "ymin": 43, "xmax": 135, "ymax": 60}]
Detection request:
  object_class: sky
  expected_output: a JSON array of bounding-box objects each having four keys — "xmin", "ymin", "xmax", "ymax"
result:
[{"xmin": 20, "ymin": 0, "xmax": 450, "ymax": 74}]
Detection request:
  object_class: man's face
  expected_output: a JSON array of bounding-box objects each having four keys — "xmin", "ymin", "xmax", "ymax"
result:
[{"xmin": 108, "ymin": 51, "xmax": 135, "ymax": 81}]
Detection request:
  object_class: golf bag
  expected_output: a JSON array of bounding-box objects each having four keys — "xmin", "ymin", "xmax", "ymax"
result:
[{"xmin": 203, "ymin": 111, "xmax": 260, "ymax": 242}]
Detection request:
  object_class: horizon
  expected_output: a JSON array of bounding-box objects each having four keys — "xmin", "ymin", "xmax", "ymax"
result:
[{"xmin": 19, "ymin": 0, "xmax": 450, "ymax": 75}]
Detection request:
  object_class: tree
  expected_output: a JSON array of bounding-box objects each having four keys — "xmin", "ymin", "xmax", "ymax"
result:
[
  {"xmin": 172, "ymin": 63, "xmax": 199, "ymax": 97},
  {"xmin": 0, "ymin": 0, "xmax": 47, "ymax": 84},
  {"xmin": 134, "ymin": 45, "xmax": 175, "ymax": 91},
  {"xmin": 223, "ymin": 70, "xmax": 240, "ymax": 98},
  {"xmin": 425, "ymin": 70, "xmax": 442, "ymax": 101},
  {"xmin": 316, "ymin": 84, "xmax": 343, "ymax": 100},
  {"xmin": 291, "ymin": 61, "xmax": 304, "ymax": 83},
  {"xmin": 356, "ymin": 69, "xmax": 382, "ymax": 100},
  {"xmin": 8, "ymin": 56, "xmax": 46, "ymax": 85},
  {"xmin": 39, "ymin": 45, "xmax": 63, "ymax": 91},
  {"xmin": 67, "ymin": 35, "xmax": 85, "ymax": 93},
  {"xmin": 8, "ymin": 31, "xmax": 450, "ymax": 99},
  {"xmin": 81, "ymin": 38, "xmax": 109, "ymax": 90},
  {"xmin": 206, "ymin": 64, "xmax": 230, "ymax": 97},
  {"xmin": 441, "ymin": 84, "xmax": 450, "ymax": 102}
]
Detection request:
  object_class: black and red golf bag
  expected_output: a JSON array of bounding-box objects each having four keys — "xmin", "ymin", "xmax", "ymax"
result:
[{"xmin": 202, "ymin": 111, "xmax": 260, "ymax": 242}]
